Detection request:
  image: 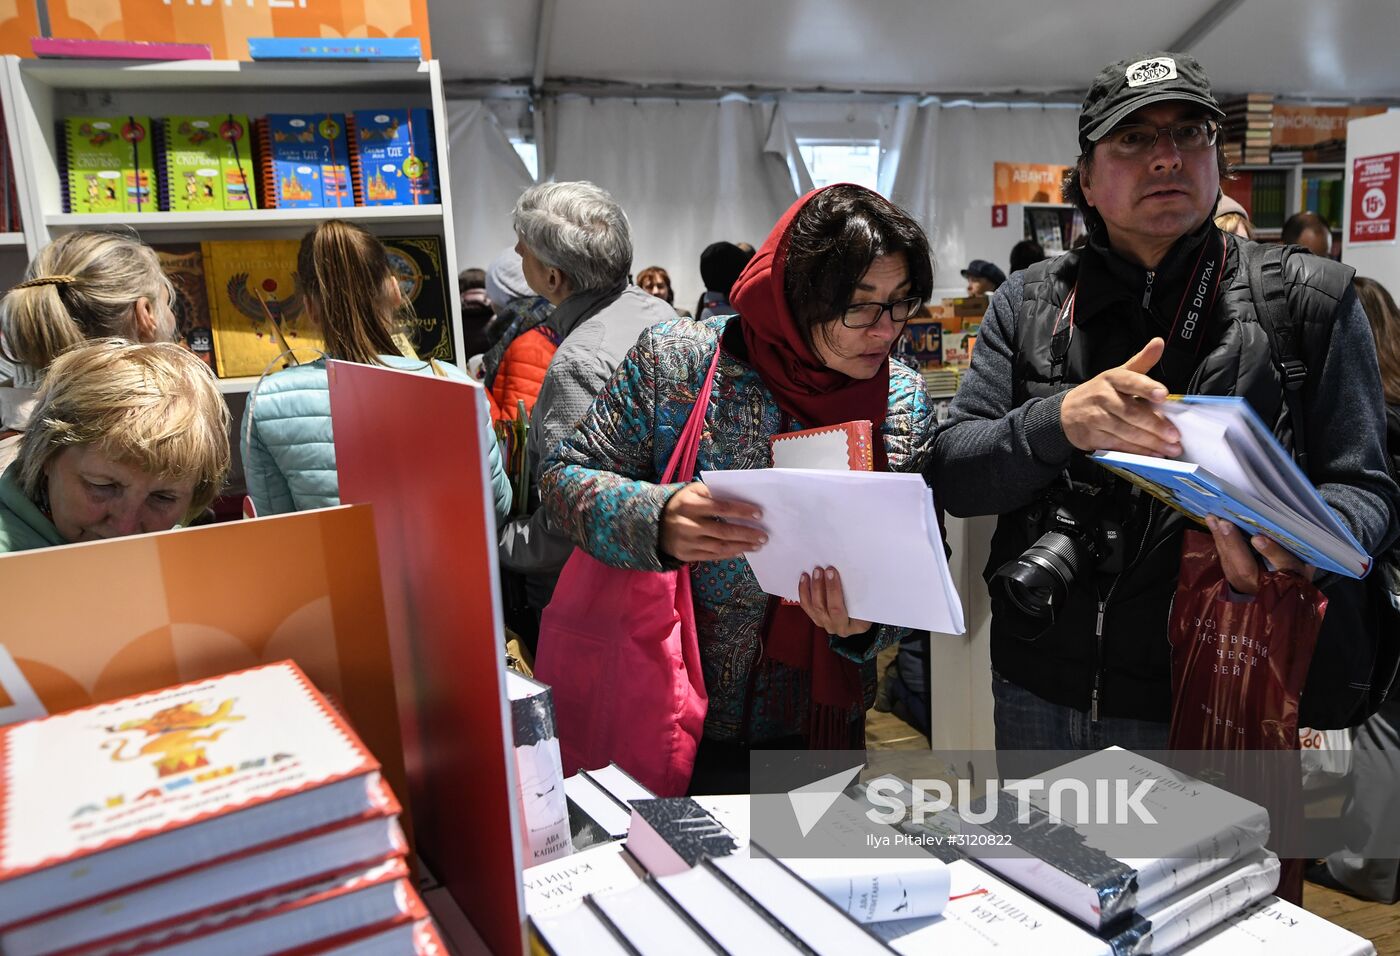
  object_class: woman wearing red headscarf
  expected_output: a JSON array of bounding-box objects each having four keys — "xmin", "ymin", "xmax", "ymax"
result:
[{"xmin": 539, "ymin": 185, "xmax": 937, "ymax": 792}]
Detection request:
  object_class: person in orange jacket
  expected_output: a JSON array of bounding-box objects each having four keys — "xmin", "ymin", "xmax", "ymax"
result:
[{"xmin": 480, "ymin": 246, "xmax": 556, "ymax": 423}]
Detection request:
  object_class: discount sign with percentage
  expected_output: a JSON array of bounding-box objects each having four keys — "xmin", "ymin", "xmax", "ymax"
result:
[{"xmin": 1350, "ymin": 152, "xmax": 1399, "ymax": 244}]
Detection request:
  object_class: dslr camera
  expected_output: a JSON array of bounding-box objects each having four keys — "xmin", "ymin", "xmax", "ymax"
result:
[{"xmin": 991, "ymin": 479, "xmax": 1127, "ymax": 626}]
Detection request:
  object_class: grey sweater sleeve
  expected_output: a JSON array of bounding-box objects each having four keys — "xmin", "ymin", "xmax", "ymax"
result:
[
  {"xmin": 930, "ymin": 272, "xmax": 1078, "ymax": 517},
  {"xmin": 1307, "ymin": 289, "xmax": 1400, "ymax": 556}
]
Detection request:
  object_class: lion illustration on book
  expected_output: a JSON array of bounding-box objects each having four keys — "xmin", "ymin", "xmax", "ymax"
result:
[{"xmin": 102, "ymin": 698, "xmax": 244, "ymax": 778}]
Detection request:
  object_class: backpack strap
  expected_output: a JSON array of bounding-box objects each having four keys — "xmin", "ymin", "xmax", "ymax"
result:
[{"xmin": 1246, "ymin": 242, "xmax": 1310, "ymax": 471}]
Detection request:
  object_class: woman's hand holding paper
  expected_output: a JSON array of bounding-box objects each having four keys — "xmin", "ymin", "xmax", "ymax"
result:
[
  {"xmin": 659, "ymin": 481, "xmax": 767, "ymax": 562},
  {"xmin": 798, "ymin": 565, "xmax": 873, "ymax": 637}
]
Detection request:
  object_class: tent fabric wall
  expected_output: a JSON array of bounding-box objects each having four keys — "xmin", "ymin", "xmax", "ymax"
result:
[
  {"xmin": 540, "ymin": 95, "xmax": 811, "ymax": 313},
  {"xmin": 444, "ymin": 94, "xmax": 1080, "ymax": 316},
  {"xmin": 443, "ymin": 100, "xmax": 537, "ymax": 280}
]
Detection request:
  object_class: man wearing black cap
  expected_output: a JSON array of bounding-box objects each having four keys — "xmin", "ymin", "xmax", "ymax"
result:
[
  {"xmin": 962, "ymin": 259, "xmax": 1007, "ymax": 297},
  {"xmin": 932, "ymin": 54, "xmax": 1397, "ymax": 755}
]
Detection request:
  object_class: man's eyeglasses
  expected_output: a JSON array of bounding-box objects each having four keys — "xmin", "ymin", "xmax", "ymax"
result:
[
  {"xmin": 839, "ymin": 296, "xmax": 923, "ymax": 329},
  {"xmin": 1101, "ymin": 119, "xmax": 1220, "ymax": 158}
]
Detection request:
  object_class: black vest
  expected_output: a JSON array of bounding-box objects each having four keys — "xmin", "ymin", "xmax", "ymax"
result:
[{"xmin": 988, "ymin": 230, "xmax": 1356, "ymax": 722}]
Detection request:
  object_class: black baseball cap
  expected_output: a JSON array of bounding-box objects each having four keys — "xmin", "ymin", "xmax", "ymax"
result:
[
  {"xmin": 961, "ymin": 260, "xmax": 1007, "ymax": 287},
  {"xmin": 1079, "ymin": 53, "xmax": 1224, "ymax": 147}
]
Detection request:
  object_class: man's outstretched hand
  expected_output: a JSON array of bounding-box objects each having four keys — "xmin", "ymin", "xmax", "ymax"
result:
[{"xmin": 1061, "ymin": 337, "xmax": 1183, "ymax": 458}]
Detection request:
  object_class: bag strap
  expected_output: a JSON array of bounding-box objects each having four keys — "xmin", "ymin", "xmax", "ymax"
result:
[
  {"xmin": 661, "ymin": 344, "xmax": 724, "ymax": 484},
  {"xmin": 1247, "ymin": 242, "xmax": 1310, "ymax": 471}
]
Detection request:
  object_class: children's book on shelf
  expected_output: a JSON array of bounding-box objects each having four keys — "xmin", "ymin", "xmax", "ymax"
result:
[
  {"xmin": 153, "ymin": 243, "xmax": 216, "ymax": 369},
  {"xmin": 255, "ymin": 113, "xmax": 353, "ymax": 209},
  {"xmin": 0, "ymin": 661, "xmax": 387, "ymax": 927},
  {"xmin": 201, "ymin": 238, "xmax": 325, "ymax": 378},
  {"xmin": 381, "ymin": 235, "xmax": 454, "ymax": 361},
  {"xmin": 352, "ymin": 108, "xmax": 438, "ymax": 206},
  {"xmin": 157, "ymin": 114, "xmax": 256, "ymax": 212},
  {"xmin": 1092, "ymin": 394, "xmax": 1370, "ymax": 578},
  {"xmin": 61, "ymin": 115, "xmax": 156, "ymax": 214}
]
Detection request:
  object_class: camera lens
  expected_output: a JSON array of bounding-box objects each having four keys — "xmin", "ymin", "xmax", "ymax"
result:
[{"xmin": 993, "ymin": 530, "xmax": 1090, "ymax": 620}]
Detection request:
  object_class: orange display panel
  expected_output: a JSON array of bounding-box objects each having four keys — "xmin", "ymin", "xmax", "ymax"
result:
[{"xmin": 43, "ymin": 0, "xmax": 431, "ymax": 60}]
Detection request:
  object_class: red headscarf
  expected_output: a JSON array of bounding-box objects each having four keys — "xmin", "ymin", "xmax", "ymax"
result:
[
  {"xmin": 731, "ymin": 185, "xmax": 892, "ymax": 469},
  {"xmin": 728, "ymin": 185, "xmax": 897, "ymax": 747}
]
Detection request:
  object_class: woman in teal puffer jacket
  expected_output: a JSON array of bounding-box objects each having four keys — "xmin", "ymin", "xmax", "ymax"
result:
[{"xmin": 241, "ymin": 220, "xmax": 511, "ymax": 521}]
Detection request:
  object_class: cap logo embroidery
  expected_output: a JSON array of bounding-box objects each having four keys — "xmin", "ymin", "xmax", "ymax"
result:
[{"xmin": 1125, "ymin": 57, "xmax": 1178, "ymax": 87}]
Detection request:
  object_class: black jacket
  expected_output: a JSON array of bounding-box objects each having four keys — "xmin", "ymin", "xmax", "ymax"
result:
[{"xmin": 932, "ymin": 219, "xmax": 1400, "ymax": 723}]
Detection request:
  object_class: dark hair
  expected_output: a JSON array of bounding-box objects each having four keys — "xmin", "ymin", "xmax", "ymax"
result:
[
  {"xmin": 1062, "ymin": 141, "xmax": 1232, "ymax": 236},
  {"xmin": 1354, "ymin": 276, "xmax": 1400, "ymax": 406},
  {"xmin": 296, "ymin": 220, "xmax": 404, "ymax": 366},
  {"xmin": 1009, "ymin": 239, "xmax": 1045, "ymax": 274},
  {"xmin": 782, "ymin": 186, "xmax": 934, "ymax": 349},
  {"xmin": 458, "ymin": 267, "xmax": 486, "ymax": 291},
  {"xmin": 636, "ymin": 265, "xmax": 675, "ymax": 304},
  {"xmin": 1282, "ymin": 211, "xmax": 1332, "ymax": 244}
]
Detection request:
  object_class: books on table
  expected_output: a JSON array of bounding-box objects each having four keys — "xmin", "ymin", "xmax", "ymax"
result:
[
  {"xmin": 0, "ymin": 660, "xmax": 440, "ymax": 951},
  {"xmin": 1092, "ymin": 394, "xmax": 1370, "ymax": 578},
  {"xmin": 506, "ymin": 670, "xmax": 570, "ymax": 866},
  {"xmin": 1177, "ymin": 893, "xmax": 1377, "ymax": 955}
]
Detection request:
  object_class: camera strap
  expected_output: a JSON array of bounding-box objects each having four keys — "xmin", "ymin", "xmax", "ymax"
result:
[
  {"xmin": 1048, "ymin": 230, "xmax": 1227, "ymax": 386},
  {"xmin": 1164, "ymin": 231, "xmax": 1227, "ymax": 362}
]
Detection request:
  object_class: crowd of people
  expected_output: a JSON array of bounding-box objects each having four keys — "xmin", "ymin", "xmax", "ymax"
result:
[{"xmin": 1, "ymin": 49, "xmax": 1399, "ymax": 894}]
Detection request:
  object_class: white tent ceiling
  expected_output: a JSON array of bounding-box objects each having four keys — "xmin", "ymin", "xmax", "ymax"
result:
[{"xmin": 431, "ymin": 0, "xmax": 1400, "ymax": 101}]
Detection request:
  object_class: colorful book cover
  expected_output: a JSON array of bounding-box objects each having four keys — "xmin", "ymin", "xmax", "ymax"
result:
[
  {"xmin": 352, "ymin": 108, "xmax": 437, "ymax": 206},
  {"xmin": 201, "ymin": 238, "xmax": 324, "ymax": 378},
  {"xmin": 247, "ymin": 37, "xmax": 423, "ymax": 61},
  {"xmin": 260, "ymin": 114, "xmax": 323, "ymax": 208},
  {"xmin": 158, "ymin": 115, "xmax": 252, "ymax": 212},
  {"xmin": 62, "ymin": 115, "xmax": 156, "ymax": 214},
  {"xmin": 258, "ymin": 113, "xmax": 351, "ymax": 209},
  {"xmin": 0, "ymin": 661, "xmax": 383, "ymax": 925},
  {"xmin": 381, "ymin": 235, "xmax": 453, "ymax": 361},
  {"xmin": 152, "ymin": 243, "xmax": 215, "ymax": 369},
  {"xmin": 771, "ymin": 421, "xmax": 874, "ymax": 471},
  {"xmin": 218, "ymin": 113, "xmax": 257, "ymax": 211}
]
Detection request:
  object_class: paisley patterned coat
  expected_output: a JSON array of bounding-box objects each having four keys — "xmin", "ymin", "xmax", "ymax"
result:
[{"xmin": 539, "ymin": 315, "xmax": 936, "ymax": 743}]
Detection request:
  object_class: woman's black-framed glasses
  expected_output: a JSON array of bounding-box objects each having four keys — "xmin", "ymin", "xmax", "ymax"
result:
[
  {"xmin": 840, "ymin": 296, "xmax": 923, "ymax": 329},
  {"xmin": 1102, "ymin": 119, "xmax": 1220, "ymax": 158}
]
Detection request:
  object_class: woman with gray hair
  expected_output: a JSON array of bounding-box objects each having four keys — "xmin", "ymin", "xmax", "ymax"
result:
[{"xmin": 498, "ymin": 180, "xmax": 674, "ymax": 646}]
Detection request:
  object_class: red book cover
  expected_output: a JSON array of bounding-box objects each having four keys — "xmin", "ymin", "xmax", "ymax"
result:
[
  {"xmin": 770, "ymin": 420, "xmax": 874, "ymax": 471},
  {"xmin": 95, "ymin": 856, "xmax": 421, "ymax": 955},
  {"xmin": 2, "ymin": 801, "xmax": 406, "ymax": 956},
  {"xmin": 0, "ymin": 661, "xmax": 382, "ymax": 927},
  {"xmin": 307, "ymin": 916, "xmax": 448, "ymax": 954}
]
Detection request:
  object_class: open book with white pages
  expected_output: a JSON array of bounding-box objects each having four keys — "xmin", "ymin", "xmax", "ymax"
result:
[
  {"xmin": 701, "ymin": 469, "xmax": 964, "ymax": 634},
  {"xmin": 1091, "ymin": 394, "xmax": 1370, "ymax": 578}
]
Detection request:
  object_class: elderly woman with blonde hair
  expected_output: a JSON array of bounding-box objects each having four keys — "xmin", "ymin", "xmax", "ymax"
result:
[{"xmin": 0, "ymin": 339, "xmax": 230, "ymax": 553}]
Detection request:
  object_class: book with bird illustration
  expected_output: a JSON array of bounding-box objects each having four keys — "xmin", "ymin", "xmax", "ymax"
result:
[{"xmin": 201, "ymin": 239, "xmax": 324, "ymax": 378}]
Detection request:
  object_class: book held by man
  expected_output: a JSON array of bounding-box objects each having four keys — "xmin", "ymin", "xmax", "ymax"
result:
[{"xmin": 1092, "ymin": 394, "xmax": 1370, "ymax": 578}]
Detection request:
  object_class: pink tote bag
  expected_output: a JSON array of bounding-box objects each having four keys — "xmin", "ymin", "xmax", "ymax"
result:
[{"xmin": 534, "ymin": 347, "xmax": 721, "ymax": 796}]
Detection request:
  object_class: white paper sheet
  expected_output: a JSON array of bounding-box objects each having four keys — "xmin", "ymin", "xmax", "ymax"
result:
[{"xmin": 700, "ymin": 469, "xmax": 964, "ymax": 634}]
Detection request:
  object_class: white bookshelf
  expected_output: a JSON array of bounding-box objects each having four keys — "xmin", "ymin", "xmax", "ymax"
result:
[
  {"xmin": 0, "ymin": 55, "xmax": 467, "ymax": 391},
  {"xmin": 0, "ymin": 232, "xmax": 25, "ymax": 247},
  {"xmin": 0, "ymin": 58, "xmax": 38, "ymax": 288},
  {"xmin": 1231, "ymin": 162, "xmax": 1347, "ymax": 239}
]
